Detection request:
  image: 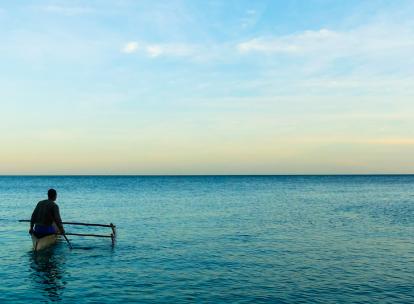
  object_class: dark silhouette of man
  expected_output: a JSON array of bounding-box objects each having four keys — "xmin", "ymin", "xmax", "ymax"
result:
[{"xmin": 30, "ymin": 189, "xmax": 65, "ymax": 236}]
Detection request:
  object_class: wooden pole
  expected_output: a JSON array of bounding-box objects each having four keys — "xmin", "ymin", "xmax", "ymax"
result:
[
  {"xmin": 19, "ymin": 219, "xmax": 114, "ymax": 228},
  {"xmin": 63, "ymin": 232, "xmax": 113, "ymax": 238},
  {"xmin": 62, "ymin": 234, "xmax": 73, "ymax": 249},
  {"xmin": 110, "ymin": 223, "xmax": 116, "ymax": 246},
  {"xmin": 61, "ymin": 222, "xmax": 114, "ymax": 228}
]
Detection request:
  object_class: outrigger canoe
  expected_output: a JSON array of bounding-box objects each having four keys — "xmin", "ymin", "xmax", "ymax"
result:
[
  {"xmin": 19, "ymin": 220, "xmax": 116, "ymax": 250},
  {"xmin": 31, "ymin": 233, "xmax": 58, "ymax": 251}
]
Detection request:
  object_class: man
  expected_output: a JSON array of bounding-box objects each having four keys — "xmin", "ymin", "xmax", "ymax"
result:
[{"xmin": 30, "ymin": 189, "xmax": 65, "ymax": 236}]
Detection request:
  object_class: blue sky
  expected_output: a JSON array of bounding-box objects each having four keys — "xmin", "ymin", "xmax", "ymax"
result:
[{"xmin": 1, "ymin": 0, "xmax": 413, "ymax": 174}]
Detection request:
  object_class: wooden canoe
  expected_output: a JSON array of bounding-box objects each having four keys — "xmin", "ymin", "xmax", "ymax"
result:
[{"xmin": 31, "ymin": 234, "xmax": 59, "ymax": 251}]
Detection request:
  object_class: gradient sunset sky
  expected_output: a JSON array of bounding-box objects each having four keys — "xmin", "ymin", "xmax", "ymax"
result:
[{"xmin": 1, "ymin": 0, "xmax": 413, "ymax": 174}]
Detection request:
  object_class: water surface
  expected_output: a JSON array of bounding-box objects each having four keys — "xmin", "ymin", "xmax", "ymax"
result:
[{"xmin": 0, "ymin": 175, "xmax": 413, "ymax": 303}]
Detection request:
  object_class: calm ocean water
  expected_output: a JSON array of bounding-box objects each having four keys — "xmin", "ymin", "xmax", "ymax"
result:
[{"xmin": 0, "ymin": 175, "xmax": 413, "ymax": 303}]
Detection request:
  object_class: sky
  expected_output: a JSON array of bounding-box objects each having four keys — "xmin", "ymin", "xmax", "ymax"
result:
[{"xmin": 0, "ymin": 0, "xmax": 413, "ymax": 175}]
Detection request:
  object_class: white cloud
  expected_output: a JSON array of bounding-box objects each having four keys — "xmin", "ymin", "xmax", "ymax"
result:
[
  {"xmin": 146, "ymin": 45, "xmax": 163, "ymax": 57},
  {"xmin": 122, "ymin": 41, "xmax": 139, "ymax": 54},
  {"xmin": 119, "ymin": 13, "xmax": 414, "ymax": 74},
  {"xmin": 237, "ymin": 26, "xmax": 414, "ymax": 58},
  {"xmin": 238, "ymin": 29, "xmax": 344, "ymax": 54},
  {"xmin": 236, "ymin": 22, "xmax": 414, "ymax": 80},
  {"xmin": 121, "ymin": 42, "xmax": 196, "ymax": 58}
]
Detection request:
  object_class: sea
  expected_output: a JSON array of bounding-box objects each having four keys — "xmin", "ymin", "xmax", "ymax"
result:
[{"xmin": 0, "ymin": 175, "xmax": 413, "ymax": 303}]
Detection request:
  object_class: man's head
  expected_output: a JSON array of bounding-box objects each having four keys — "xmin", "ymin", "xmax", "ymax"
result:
[{"xmin": 48, "ymin": 188, "xmax": 57, "ymax": 201}]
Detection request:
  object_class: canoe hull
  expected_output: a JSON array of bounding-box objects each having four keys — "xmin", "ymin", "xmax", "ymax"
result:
[{"xmin": 31, "ymin": 234, "xmax": 58, "ymax": 251}]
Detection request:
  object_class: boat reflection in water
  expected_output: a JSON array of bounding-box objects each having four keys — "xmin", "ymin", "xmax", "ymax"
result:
[{"xmin": 29, "ymin": 245, "xmax": 66, "ymax": 302}]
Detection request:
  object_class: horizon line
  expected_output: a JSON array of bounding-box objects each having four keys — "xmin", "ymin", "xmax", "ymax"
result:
[{"xmin": 0, "ymin": 173, "xmax": 413, "ymax": 177}]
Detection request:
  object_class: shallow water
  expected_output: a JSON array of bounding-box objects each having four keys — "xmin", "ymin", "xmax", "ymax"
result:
[{"xmin": 0, "ymin": 175, "xmax": 413, "ymax": 303}]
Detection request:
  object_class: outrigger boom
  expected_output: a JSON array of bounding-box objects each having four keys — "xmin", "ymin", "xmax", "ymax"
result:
[{"xmin": 19, "ymin": 219, "xmax": 116, "ymax": 248}]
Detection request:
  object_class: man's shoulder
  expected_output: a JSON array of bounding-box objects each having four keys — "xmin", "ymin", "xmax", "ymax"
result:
[{"xmin": 38, "ymin": 199, "xmax": 57, "ymax": 206}]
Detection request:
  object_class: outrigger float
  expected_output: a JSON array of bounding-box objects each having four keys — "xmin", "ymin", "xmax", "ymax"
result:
[{"xmin": 19, "ymin": 220, "xmax": 116, "ymax": 251}]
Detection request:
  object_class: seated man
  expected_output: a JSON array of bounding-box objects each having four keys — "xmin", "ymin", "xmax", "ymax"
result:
[{"xmin": 30, "ymin": 189, "xmax": 65, "ymax": 237}]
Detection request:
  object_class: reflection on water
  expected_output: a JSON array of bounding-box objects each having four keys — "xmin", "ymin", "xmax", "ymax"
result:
[{"xmin": 29, "ymin": 246, "xmax": 66, "ymax": 302}]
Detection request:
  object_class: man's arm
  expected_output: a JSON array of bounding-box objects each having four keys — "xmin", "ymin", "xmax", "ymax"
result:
[
  {"xmin": 52, "ymin": 204, "xmax": 65, "ymax": 234},
  {"xmin": 29, "ymin": 204, "xmax": 38, "ymax": 234}
]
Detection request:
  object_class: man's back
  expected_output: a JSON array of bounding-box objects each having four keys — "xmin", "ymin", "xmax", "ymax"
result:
[
  {"xmin": 30, "ymin": 188, "xmax": 65, "ymax": 235},
  {"xmin": 31, "ymin": 199, "xmax": 62, "ymax": 226}
]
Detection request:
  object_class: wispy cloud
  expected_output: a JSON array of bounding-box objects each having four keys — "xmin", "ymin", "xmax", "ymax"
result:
[
  {"xmin": 299, "ymin": 76, "xmax": 414, "ymax": 94},
  {"xmin": 146, "ymin": 45, "xmax": 163, "ymax": 57},
  {"xmin": 235, "ymin": 19, "xmax": 414, "ymax": 84},
  {"xmin": 241, "ymin": 9, "xmax": 260, "ymax": 29},
  {"xmin": 238, "ymin": 29, "xmax": 339, "ymax": 54},
  {"xmin": 120, "ymin": 18, "xmax": 414, "ymax": 71},
  {"xmin": 237, "ymin": 24, "xmax": 414, "ymax": 59},
  {"xmin": 122, "ymin": 41, "xmax": 139, "ymax": 54},
  {"xmin": 121, "ymin": 41, "xmax": 196, "ymax": 58}
]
